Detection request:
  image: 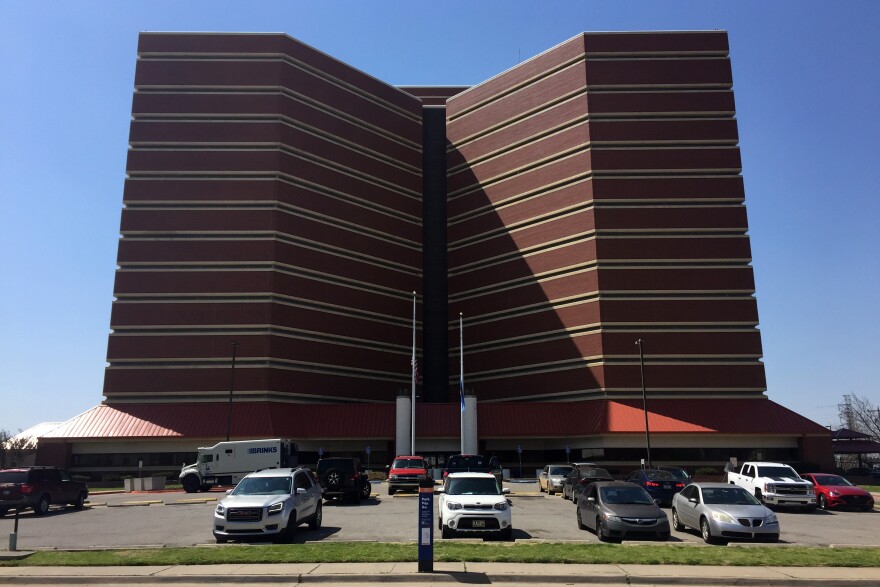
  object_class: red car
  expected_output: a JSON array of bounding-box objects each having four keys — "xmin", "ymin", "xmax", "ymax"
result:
[
  {"xmin": 386, "ymin": 455, "xmax": 432, "ymax": 495},
  {"xmin": 802, "ymin": 473, "xmax": 874, "ymax": 511}
]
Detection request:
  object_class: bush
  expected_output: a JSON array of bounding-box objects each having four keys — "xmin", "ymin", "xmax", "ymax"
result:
[{"xmin": 695, "ymin": 467, "xmax": 721, "ymax": 477}]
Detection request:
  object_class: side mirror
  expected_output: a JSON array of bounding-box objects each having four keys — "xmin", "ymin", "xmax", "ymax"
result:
[
  {"xmin": 587, "ymin": 496, "xmax": 596, "ymax": 502},
  {"xmin": 386, "ymin": 465, "xmax": 391, "ymax": 470},
  {"xmin": 296, "ymin": 488, "xmax": 307, "ymax": 495},
  {"xmin": 689, "ymin": 497, "xmax": 698, "ymax": 504},
  {"xmin": 654, "ymin": 498, "xmax": 662, "ymax": 506}
]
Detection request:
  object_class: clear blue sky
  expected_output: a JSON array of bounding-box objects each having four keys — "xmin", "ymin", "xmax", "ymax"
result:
[{"xmin": 1, "ymin": 1, "xmax": 878, "ymax": 433}]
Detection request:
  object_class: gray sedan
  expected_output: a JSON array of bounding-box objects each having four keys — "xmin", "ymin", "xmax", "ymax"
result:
[
  {"xmin": 576, "ymin": 481, "xmax": 670, "ymax": 542},
  {"xmin": 671, "ymin": 482, "xmax": 779, "ymax": 544}
]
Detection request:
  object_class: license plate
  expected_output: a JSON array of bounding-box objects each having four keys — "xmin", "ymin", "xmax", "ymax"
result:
[
  {"xmin": 2, "ymin": 490, "xmax": 9, "ymax": 495},
  {"xmin": 472, "ymin": 520, "xmax": 485, "ymax": 528},
  {"xmin": 663, "ymin": 484, "xmax": 671, "ymax": 489}
]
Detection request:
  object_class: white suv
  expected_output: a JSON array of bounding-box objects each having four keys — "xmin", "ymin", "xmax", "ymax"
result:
[
  {"xmin": 213, "ymin": 467, "xmax": 322, "ymax": 543},
  {"xmin": 438, "ymin": 472, "xmax": 512, "ymax": 540}
]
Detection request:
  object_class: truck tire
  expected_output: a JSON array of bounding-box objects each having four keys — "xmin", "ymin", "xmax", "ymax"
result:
[
  {"xmin": 325, "ymin": 469, "xmax": 344, "ymax": 489},
  {"xmin": 360, "ymin": 480, "xmax": 371, "ymax": 501},
  {"xmin": 33, "ymin": 495, "xmax": 50, "ymax": 516},
  {"xmin": 388, "ymin": 485, "xmax": 396, "ymax": 496},
  {"xmin": 73, "ymin": 491, "xmax": 87, "ymax": 510},
  {"xmin": 182, "ymin": 474, "xmax": 201, "ymax": 493},
  {"xmin": 754, "ymin": 488, "xmax": 764, "ymax": 504}
]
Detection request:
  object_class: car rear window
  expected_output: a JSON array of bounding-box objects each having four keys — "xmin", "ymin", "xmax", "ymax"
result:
[
  {"xmin": 549, "ymin": 466, "xmax": 572, "ymax": 476},
  {"xmin": 317, "ymin": 459, "xmax": 354, "ymax": 474},
  {"xmin": 644, "ymin": 470, "xmax": 676, "ymax": 481},
  {"xmin": 447, "ymin": 455, "xmax": 485, "ymax": 468},
  {"xmin": 0, "ymin": 471, "xmax": 27, "ymax": 483}
]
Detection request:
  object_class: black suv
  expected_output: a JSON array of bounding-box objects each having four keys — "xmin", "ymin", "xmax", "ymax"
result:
[
  {"xmin": 0, "ymin": 467, "xmax": 89, "ymax": 516},
  {"xmin": 315, "ymin": 457, "xmax": 371, "ymax": 503}
]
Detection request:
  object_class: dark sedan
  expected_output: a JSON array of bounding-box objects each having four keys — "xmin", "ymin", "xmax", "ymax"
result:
[
  {"xmin": 576, "ymin": 481, "xmax": 670, "ymax": 542},
  {"xmin": 624, "ymin": 468, "xmax": 685, "ymax": 506}
]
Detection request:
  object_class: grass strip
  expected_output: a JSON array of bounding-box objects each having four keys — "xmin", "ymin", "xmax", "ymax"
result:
[{"xmin": 3, "ymin": 543, "xmax": 880, "ymax": 567}]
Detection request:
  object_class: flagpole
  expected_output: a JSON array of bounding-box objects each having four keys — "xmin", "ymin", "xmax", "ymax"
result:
[
  {"xmin": 460, "ymin": 312, "xmax": 464, "ymax": 454},
  {"xmin": 411, "ymin": 291, "xmax": 416, "ymax": 455}
]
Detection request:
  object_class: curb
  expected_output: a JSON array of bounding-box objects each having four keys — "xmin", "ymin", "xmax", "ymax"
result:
[{"xmin": 0, "ymin": 572, "xmax": 878, "ymax": 585}]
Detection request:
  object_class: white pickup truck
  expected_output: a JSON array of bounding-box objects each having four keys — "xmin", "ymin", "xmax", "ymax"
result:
[{"xmin": 726, "ymin": 461, "xmax": 816, "ymax": 511}]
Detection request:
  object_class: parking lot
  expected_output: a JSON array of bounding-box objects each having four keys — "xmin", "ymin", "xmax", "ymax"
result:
[{"xmin": 1, "ymin": 481, "xmax": 877, "ymax": 550}]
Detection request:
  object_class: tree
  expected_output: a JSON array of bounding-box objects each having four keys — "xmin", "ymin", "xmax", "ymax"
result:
[
  {"xmin": 0, "ymin": 429, "xmax": 37, "ymax": 468},
  {"xmin": 838, "ymin": 394, "xmax": 880, "ymax": 439}
]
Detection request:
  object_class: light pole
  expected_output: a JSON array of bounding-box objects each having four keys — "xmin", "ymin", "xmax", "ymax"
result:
[
  {"xmin": 225, "ymin": 340, "xmax": 239, "ymax": 442},
  {"xmin": 636, "ymin": 338, "xmax": 651, "ymax": 468}
]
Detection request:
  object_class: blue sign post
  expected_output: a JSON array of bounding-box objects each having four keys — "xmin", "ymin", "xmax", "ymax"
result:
[{"xmin": 417, "ymin": 478, "xmax": 434, "ymax": 572}]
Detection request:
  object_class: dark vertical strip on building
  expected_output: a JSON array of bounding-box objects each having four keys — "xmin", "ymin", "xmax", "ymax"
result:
[{"xmin": 422, "ymin": 106, "xmax": 449, "ymax": 402}]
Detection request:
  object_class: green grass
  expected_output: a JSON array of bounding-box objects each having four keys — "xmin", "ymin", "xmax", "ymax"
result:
[
  {"xmin": 2, "ymin": 543, "xmax": 879, "ymax": 568},
  {"xmin": 859, "ymin": 485, "xmax": 879, "ymax": 493}
]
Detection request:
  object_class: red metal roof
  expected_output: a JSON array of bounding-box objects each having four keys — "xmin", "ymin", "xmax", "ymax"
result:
[{"xmin": 42, "ymin": 397, "xmax": 828, "ymax": 441}]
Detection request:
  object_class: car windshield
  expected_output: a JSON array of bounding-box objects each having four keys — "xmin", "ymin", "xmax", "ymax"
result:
[
  {"xmin": 550, "ymin": 466, "xmax": 573, "ymax": 476},
  {"xmin": 392, "ymin": 459, "xmax": 426, "ymax": 469},
  {"xmin": 815, "ymin": 475, "xmax": 853, "ymax": 487},
  {"xmin": 0, "ymin": 471, "xmax": 27, "ymax": 483},
  {"xmin": 446, "ymin": 477, "xmax": 501, "ymax": 495},
  {"xmin": 757, "ymin": 466, "xmax": 800, "ymax": 479},
  {"xmin": 702, "ymin": 486, "xmax": 761, "ymax": 505},
  {"xmin": 232, "ymin": 476, "xmax": 292, "ymax": 495},
  {"xmin": 600, "ymin": 486, "xmax": 653, "ymax": 505}
]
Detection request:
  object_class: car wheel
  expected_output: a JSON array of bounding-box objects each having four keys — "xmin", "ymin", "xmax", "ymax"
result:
[
  {"xmin": 33, "ymin": 495, "xmax": 50, "ymax": 516},
  {"xmin": 308, "ymin": 502, "xmax": 322, "ymax": 531},
  {"xmin": 671, "ymin": 508, "xmax": 684, "ymax": 531},
  {"xmin": 215, "ymin": 536, "xmax": 228, "ymax": 544},
  {"xmin": 361, "ymin": 481, "xmax": 372, "ymax": 501},
  {"xmin": 500, "ymin": 526, "xmax": 512, "ymax": 541},
  {"xmin": 276, "ymin": 513, "xmax": 297, "ymax": 544},
  {"xmin": 563, "ymin": 488, "xmax": 570, "ymax": 501},
  {"xmin": 325, "ymin": 469, "xmax": 344, "ymax": 489},
  {"xmin": 701, "ymin": 517, "xmax": 724, "ymax": 545},
  {"xmin": 817, "ymin": 494, "xmax": 827, "ymax": 510},
  {"xmin": 596, "ymin": 517, "xmax": 611, "ymax": 542},
  {"xmin": 548, "ymin": 489, "xmax": 555, "ymax": 496},
  {"xmin": 73, "ymin": 491, "xmax": 87, "ymax": 511},
  {"xmin": 572, "ymin": 492, "xmax": 578, "ymax": 505},
  {"xmin": 441, "ymin": 524, "xmax": 453, "ymax": 539},
  {"xmin": 388, "ymin": 486, "xmax": 396, "ymax": 496},
  {"xmin": 182, "ymin": 475, "xmax": 200, "ymax": 494},
  {"xmin": 576, "ymin": 507, "xmax": 586, "ymax": 530}
]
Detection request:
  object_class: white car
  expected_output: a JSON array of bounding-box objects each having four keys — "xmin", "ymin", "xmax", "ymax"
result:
[
  {"xmin": 213, "ymin": 467, "xmax": 322, "ymax": 543},
  {"xmin": 438, "ymin": 472, "xmax": 512, "ymax": 540}
]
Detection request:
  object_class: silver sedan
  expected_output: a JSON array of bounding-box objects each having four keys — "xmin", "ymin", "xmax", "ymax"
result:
[{"xmin": 671, "ymin": 482, "xmax": 780, "ymax": 544}]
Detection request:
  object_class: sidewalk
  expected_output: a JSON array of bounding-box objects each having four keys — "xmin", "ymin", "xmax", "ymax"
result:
[{"xmin": 1, "ymin": 562, "xmax": 880, "ymax": 585}]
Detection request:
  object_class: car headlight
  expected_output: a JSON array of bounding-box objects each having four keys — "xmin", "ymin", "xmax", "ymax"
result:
[
  {"xmin": 389, "ymin": 474, "xmax": 399, "ymax": 480},
  {"xmin": 602, "ymin": 513, "xmax": 621, "ymax": 522},
  {"xmin": 711, "ymin": 511, "xmax": 735, "ymax": 523},
  {"xmin": 827, "ymin": 491, "xmax": 838, "ymax": 497},
  {"xmin": 267, "ymin": 502, "xmax": 284, "ymax": 516},
  {"xmin": 215, "ymin": 504, "xmax": 225, "ymax": 515},
  {"xmin": 446, "ymin": 501, "xmax": 462, "ymax": 511},
  {"xmin": 493, "ymin": 501, "xmax": 508, "ymax": 511},
  {"xmin": 765, "ymin": 512, "xmax": 778, "ymax": 524},
  {"xmin": 764, "ymin": 482, "xmax": 775, "ymax": 493}
]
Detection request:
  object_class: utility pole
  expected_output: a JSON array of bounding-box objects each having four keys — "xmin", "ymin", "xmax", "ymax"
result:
[{"xmin": 636, "ymin": 339, "xmax": 652, "ymax": 468}]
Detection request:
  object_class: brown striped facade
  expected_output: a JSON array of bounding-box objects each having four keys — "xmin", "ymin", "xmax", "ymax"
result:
[
  {"xmin": 103, "ymin": 32, "xmax": 775, "ymax": 424},
  {"xmin": 106, "ymin": 33, "xmax": 423, "ymax": 405},
  {"xmin": 446, "ymin": 32, "xmax": 764, "ymax": 403}
]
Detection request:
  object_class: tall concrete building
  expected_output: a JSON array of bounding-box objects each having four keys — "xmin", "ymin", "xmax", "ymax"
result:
[{"xmin": 39, "ymin": 31, "xmax": 832, "ymax": 474}]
